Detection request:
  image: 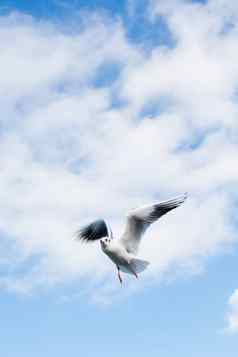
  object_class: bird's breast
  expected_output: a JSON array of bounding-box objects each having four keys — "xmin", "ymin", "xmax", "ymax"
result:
[{"xmin": 103, "ymin": 243, "xmax": 130, "ymax": 266}]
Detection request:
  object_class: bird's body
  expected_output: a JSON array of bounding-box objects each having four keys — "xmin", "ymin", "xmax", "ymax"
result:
[
  {"xmin": 100, "ymin": 238, "xmax": 147, "ymax": 279},
  {"xmin": 101, "ymin": 239, "xmax": 130, "ymax": 268},
  {"xmin": 75, "ymin": 193, "xmax": 187, "ymax": 284}
]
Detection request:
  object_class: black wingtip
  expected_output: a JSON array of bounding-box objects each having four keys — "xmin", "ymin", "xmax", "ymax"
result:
[
  {"xmin": 173, "ymin": 192, "xmax": 188, "ymax": 204},
  {"xmin": 73, "ymin": 219, "xmax": 110, "ymax": 243},
  {"xmin": 178, "ymin": 192, "xmax": 188, "ymax": 204}
]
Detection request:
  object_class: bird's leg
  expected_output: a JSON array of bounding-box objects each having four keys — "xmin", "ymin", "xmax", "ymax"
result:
[
  {"xmin": 129, "ymin": 266, "xmax": 138, "ymax": 279},
  {"xmin": 117, "ymin": 266, "xmax": 123, "ymax": 285},
  {"xmin": 132, "ymin": 270, "xmax": 138, "ymax": 279}
]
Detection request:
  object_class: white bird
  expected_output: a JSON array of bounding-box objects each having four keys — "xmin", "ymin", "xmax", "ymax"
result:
[{"xmin": 75, "ymin": 193, "xmax": 187, "ymax": 284}]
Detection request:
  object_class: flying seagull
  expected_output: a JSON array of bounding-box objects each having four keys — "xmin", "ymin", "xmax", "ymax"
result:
[{"xmin": 74, "ymin": 193, "xmax": 187, "ymax": 284}]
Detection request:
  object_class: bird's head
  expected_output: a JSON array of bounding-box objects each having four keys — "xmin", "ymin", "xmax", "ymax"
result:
[{"xmin": 100, "ymin": 237, "xmax": 112, "ymax": 251}]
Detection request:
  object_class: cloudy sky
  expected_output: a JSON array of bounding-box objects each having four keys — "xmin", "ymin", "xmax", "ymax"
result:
[{"xmin": 0, "ymin": 0, "xmax": 238, "ymax": 355}]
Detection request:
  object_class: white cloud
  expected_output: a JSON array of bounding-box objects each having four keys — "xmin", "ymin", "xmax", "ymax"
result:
[
  {"xmin": 225, "ymin": 289, "xmax": 238, "ymax": 333},
  {"xmin": 0, "ymin": 2, "xmax": 237, "ymax": 301}
]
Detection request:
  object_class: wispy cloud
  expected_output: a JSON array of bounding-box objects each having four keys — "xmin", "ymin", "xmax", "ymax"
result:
[
  {"xmin": 0, "ymin": 1, "xmax": 237, "ymax": 301},
  {"xmin": 225, "ymin": 289, "xmax": 238, "ymax": 333}
]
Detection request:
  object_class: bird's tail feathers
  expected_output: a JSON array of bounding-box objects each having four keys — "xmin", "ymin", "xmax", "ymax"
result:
[
  {"xmin": 131, "ymin": 258, "xmax": 150, "ymax": 274},
  {"xmin": 119, "ymin": 258, "xmax": 149, "ymax": 275}
]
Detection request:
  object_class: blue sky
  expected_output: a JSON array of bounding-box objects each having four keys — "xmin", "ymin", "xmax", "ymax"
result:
[
  {"xmin": 1, "ymin": 253, "xmax": 238, "ymax": 357},
  {"xmin": 0, "ymin": 0, "xmax": 238, "ymax": 356}
]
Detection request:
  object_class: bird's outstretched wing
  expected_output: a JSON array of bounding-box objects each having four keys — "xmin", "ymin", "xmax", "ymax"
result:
[
  {"xmin": 119, "ymin": 193, "xmax": 187, "ymax": 254},
  {"xmin": 74, "ymin": 219, "xmax": 111, "ymax": 243}
]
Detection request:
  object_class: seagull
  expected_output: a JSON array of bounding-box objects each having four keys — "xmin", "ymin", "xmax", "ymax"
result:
[{"xmin": 74, "ymin": 193, "xmax": 187, "ymax": 284}]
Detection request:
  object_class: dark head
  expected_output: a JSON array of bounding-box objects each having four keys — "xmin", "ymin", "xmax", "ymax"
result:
[{"xmin": 100, "ymin": 237, "xmax": 112, "ymax": 251}]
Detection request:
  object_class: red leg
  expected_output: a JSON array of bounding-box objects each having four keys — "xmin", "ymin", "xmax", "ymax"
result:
[
  {"xmin": 133, "ymin": 270, "xmax": 138, "ymax": 279},
  {"xmin": 117, "ymin": 266, "xmax": 123, "ymax": 285},
  {"xmin": 129, "ymin": 266, "xmax": 138, "ymax": 279}
]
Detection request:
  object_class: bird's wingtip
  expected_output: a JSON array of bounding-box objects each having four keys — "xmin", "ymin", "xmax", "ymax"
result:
[{"xmin": 173, "ymin": 192, "xmax": 188, "ymax": 206}]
